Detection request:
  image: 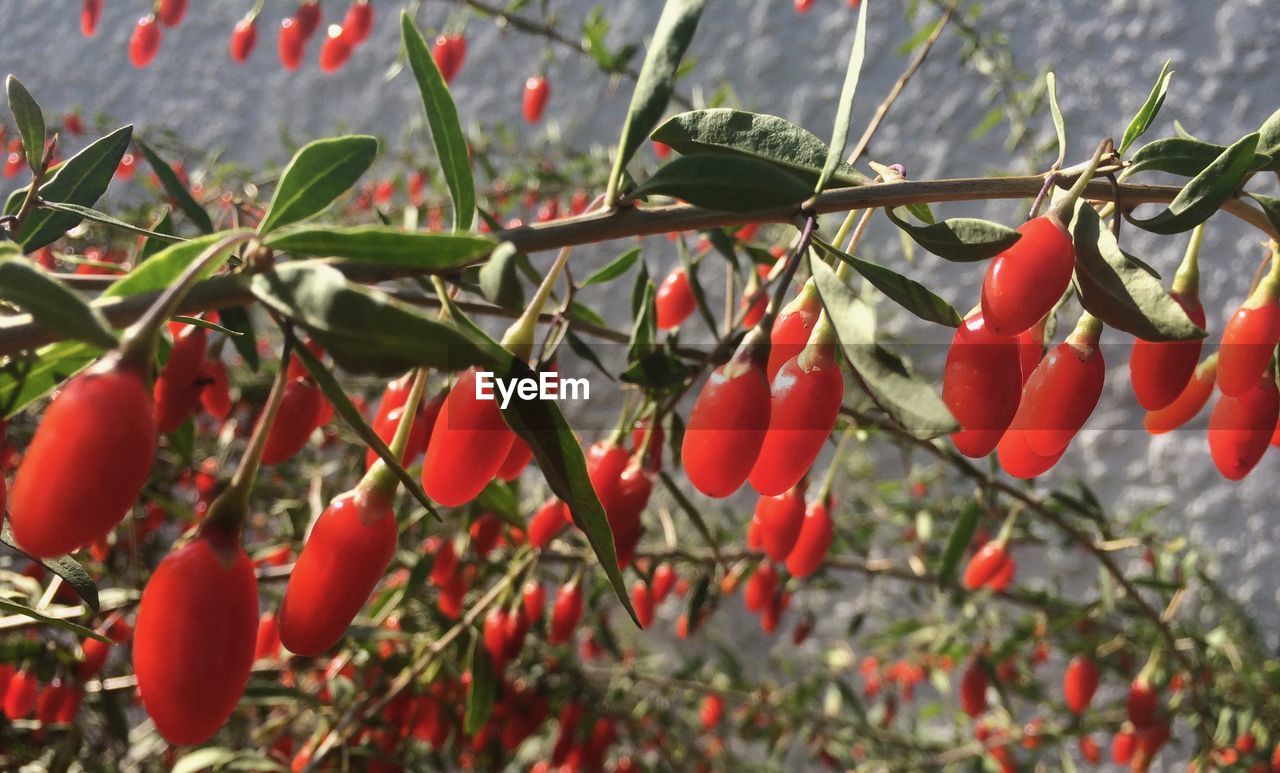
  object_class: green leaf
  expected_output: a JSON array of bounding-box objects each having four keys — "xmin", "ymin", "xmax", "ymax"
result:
[
  {"xmin": 6, "ymin": 75, "xmax": 44, "ymax": 175},
  {"xmin": 650, "ymin": 109, "xmax": 866, "ymax": 187},
  {"xmin": 250, "ymin": 261, "xmax": 487, "ymax": 376},
  {"xmin": 11, "ymin": 125, "xmax": 132, "ymax": 251},
  {"xmin": 258, "ymin": 135, "xmax": 378, "ymax": 234},
  {"xmin": 814, "ymin": 0, "xmax": 869, "ymax": 195},
  {"xmin": 216, "ymin": 305, "xmax": 260, "ymax": 371},
  {"xmin": 134, "ymin": 138, "xmax": 215, "ymax": 234},
  {"xmin": 0, "ymin": 251, "xmax": 117, "ymax": 348},
  {"xmin": 808, "ymin": 254, "xmax": 957, "ymax": 436},
  {"xmin": 1128, "ymin": 132, "xmax": 1259, "ymax": 235},
  {"xmin": 1246, "ymin": 192, "xmax": 1280, "ymax": 236},
  {"xmin": 289, "ymin": 335, "xmax": 438, "ymax": 519},
  {"xmin": 37, "ymin": 200, "xmax": 184, "ymax": 244},
  {"xmin": 1, "ymin": 520, "xmax": 101, "ymax": 613},
  {"xmin": 140, "ymin": 208, "xmax": 176, "ymax": 262},
  {"xmin": 1125, "ymin": 137, "xmax": 1272, "ymax": 178},
  {"xmin": 1118, "ymin": 60, "xmax": 1173, "ymax": 154},
  {"xmin": 0, "ymin": 599, "xmax": 109, "ymax": 642},
  {"xmin": 884, "ymin": 206, "xmax": 1021, "ymax": 262},
  {"xmin": 264, "ymin": 225, "xmax": 494, "ymax": 269},
  {"xmin": 1046, "ymin": 72, "xmax": 1067, "ymax": 168},
  {"xmin": 402, "ymin": 12, "xmax": 475, "ymax": 232},
  {"xmin": 465, "ymin": 634, "xmax": 498, "ymax": 733},
  {"xmin": 1257, "ymin": 107, "xmax": 1280, "ymax": 168},
  {"xmin": 582, "ymin": 247, "xmax": 642, "ymax": 287},
  {"xmin": 107, "ymin": 232, "xmax": 235, "ymax": 298},
  {"xmin": 633, "ymin": 155, "xmax": 812, "ymax": 213},
  {"xmin": 936, "ymin": 502, "xmax": 979, "ymax": 587},
  {"xmin": 608, "ymin": 0, "xmax": 706, "ymax": 191},
  {"xmin": 476, "ymin": 242, "xmax": 525, "ymax": 310},
  {"xmin": 811, "ymin": 237, "xmax": 961, "ymax": 327},
  {"xmin": 1071, "ymin": 202, "xmax": 1204, "ymax": 342}
]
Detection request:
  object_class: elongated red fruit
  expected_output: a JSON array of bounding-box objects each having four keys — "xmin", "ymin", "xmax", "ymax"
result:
[
  {"xmin": 960, "ymin": 658, "xmax": 988, "ymax": 718},
  {"xmin": 700, "ymin": 695, "xmax": 724, "ymax": 730},
  {"xmin": 996, "ymin": 425, "xmax": 1065, "ymax": 479},
  {"xmin": 340, "ymin": 1, "xmax": 373, "ymax": 44},
  {"xmin": 497, "ymin": 435, "xmax": 534, "ymax": 480},
  {"xmin": 1017, "ymin": 318, "xmax": 1046, "ymax": 385},
  {"xmin": 279, "ymin": 18, "xmax": 305, "ymax": 70},
  {"xmin": 963, "ymin": 541, "xmax": 1010, "ymax": 590},
  {"xmin": 943, "ymin": 312, "xmax": 1022, "ymax": 457},
  {"xmin": 656, "ymin": 268, "xmax": 697, "ymax": 330},
  {"xmin": 134, "ymin": 530, "xmax": 258, "ymax": 745},
  {"xmin": 129, "ymin": 15, "xmax": 162, "ymax": 68},
  {"xmin": 528, "ymin": 498, "xmax": 570, "ymax": 548},
  {"xmin": 1144, "ymin": 355, "xmax": 1216, "ymax": 435},
  {"xmin": 278, "ymin": 488, "xmax": 397, "ymax": 656},
  {"xmin": 652, "ymin": 564, "xmax": 677, "ymax": 603},
  {"xmin": 9, "ymin": 355, "xmax": 156, "ymax": 558},
  {"xmin": 784, "ymin": 499, "xmax": 833, "ymax": 578},
  {"xmin": 319, "ymin": 28, "xmax": 353, "ymax": 72},
  {"xmin": 154, "ymin": 323, "xmax": 208, "ymax": 434},
  {"xmin": 768, "ymin": 280, "xmax": 821, "ymax": 381},
  {"xmin": 1208, "ymin": 375, "xmax": 1279, "ymax": 480},
  {"xmin": 200, "ymin": 357, "xmax": 234, "ymax": 419},
  {"xmin": 1218, "ymin": 298, "xmax": 1280, "ymax": 397},
  {"xmin": 755, "ymin": 486, "xmax": 806, "ymax": 562},
  {"xmin": 522, "ymin": 581, "xmax": 546, "ymax": 624},
  {"xmin": 254, "ymin": 612, "xmax": 281, "ymax": 661},
  {"xmin": 432, "ymin": 35, "xmax": 461, "ymax": 83},
  {"xmin": 1063, "ymin": 656, "xmax": 1100, "ymax": 714},
  {"xmin": 631, "ymin": 581, "xmax": 655, "ymax": 628},
  {"xmin": 157, "ymin": 0, "xmax": 187, "ymax": 26},
  {"xmin": 261, "ymin": 378, "xmax": 324, "ymax": 465},
  {"xmin": 523, "ymin": 76, "xmax": 551, "ymax": 123},
  {"xmin": 296, "ymin": 1, "xmax": 323, "ymax": 39},
  {"xmin": 1014, "ymin": 319, "xmax": 1105, "ymax": 458},
  {"xmin": 549, "ymin": 582, "xmax": 583, "ymax": 645},
  {"xmin": 1130, "ymin": 292, "xmax": 1206, "ymax": 410},
  {"xmin": 364, "ymin": 402, "xmax": 432, "ymax": 470},
  {"xmin": 3, "ymin": 668, "xmax": 37, "ymax": 719},
  {"xmin": 422, "ymin": 368, "xmax": 516, "ymax": 506},
  {"xmin": 749, "ymin": 344, "xmax": 843, "ymax": 496},
  {"xmin": 743, "ymin": 561, "xmax": 777, "ymax": 613},
  {"xmin": 81, "ymin": 0, "xmax": 102, "ymax": 37},
  {"xmin": 229, "ymin": 16, "xmax": 259, "ymax": 62},
  {"xmin": 980, "ymin": 216, "xmax": 1075, "ymax": 335},
  {"xmin": 1126, "ymin": 678, "xmax": 1159, "ymax": 727},
  {"xmin": 682, "ymin": 350, "xmax": 771, "ymax": 498}
]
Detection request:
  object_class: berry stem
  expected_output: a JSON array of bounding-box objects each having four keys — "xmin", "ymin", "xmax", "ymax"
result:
[
  {"xmin": 1048, "ymin": 139, "xmax": 1111, "ymax": 229},
  {"xmin": 503, "ymin": 245, "xmax": 573, "ymax": 361},
  {"xmin": 1245, "ymin": 240, "xmax": 1280, "ymax": 307},
  {"xmin": 1170, "ymin": 223, "xmax": 1204, "ymax": 302},
  {"xmin": 1066, "ymin": 310, "xmax": 1103, "ymax": 350},
  {"xmin": 815, "ymin": 427, "xmax": 853, "ymax": 503},
  {"xmin": 362, "ymin": 367, "xmax": 430, "ymax": 497},
  {"xmin": 755, "ymin": 213, "xmax": 818, "ymax": 340}
]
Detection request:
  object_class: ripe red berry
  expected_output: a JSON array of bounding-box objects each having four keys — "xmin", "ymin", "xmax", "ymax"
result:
[
  {"xmin": 483, "ymin": 607, "xmax": 512, "ymax": 669},
  {"xmin": 995, "ymin": 424, "xmax": 1066, "ymax": 479},
  {"xmin": 522, "ymin": 581, "xmax": 546, "ymax": 624},
  {"xmin": 36, "ymin": 681, "xmax": 71, "ymax": 725},
  {"xmin": 295, "ymin": 1, "xmax": 323, "ymax": 39},
  {"xmin": 428, "ymin": 538, "xmax": 459, "ymax": 586},
  {"xmin": 1063, "ymin": 656, "xmax": 1100, "ymax": 714},
  {"xmin": 1129, "ymin": 292, "xmax": 1206, "ymax": 410},
  {"xmin": 549, "ymin": 582, "xmax": 584, "ymax": 645},
  {"xmin": 699, "ymin": 695, "xmax": 724, "ymax": 731},
  {"xmin": 340, "ymin": 1, "xmax": 374, "ymax": 45},
  {"xmin": 9, "ymin": 355, "xmax": 156, "ymax": 558},
  {"xmin": 963, "ymin": 541, "xmax": 1011, "ymax": 591},
  {"xmin": 279, "ymin": 18, "xmax": 305, "ymax": 71},
  {"xmin": 1009, "ymin": 319, "xmax": 1106, "ymax": 458},
  {"xmin": 743, "ymin": 560, "xmax": 778, "ymax": 613},
  {"xmin": 199, "ymin": 357, "xmax": 234, "ymax": 419},
  {"xmin": 497, "ymin": 436, "xmax": 534, "ymax": 480},
  {"xmin": 1144, "ymin": 355, "xmax": 1216, "ymax": 434},
  {"xmin": 740, "ymin": 264, "xmax": 771, "ymax": 328},
  {"xmin": 81, "ymin": 0, "xmax": 102, "ymax": 37},
  {"xmin": 156, "ymin": 0, "xmax": 187, "ymax": 27},
  {"xmin": 469, "ymin": 512, "xmax": 504, "ymax": 558},
  {"xmin": 980, "ymin": 216, "xmax": 1076, "ymax": 335},
  {"xmin": 630, "ymin": 418, "xmax": 665, "ymax": 473},
  {"xmin": 653, "ymin": 140, "xmax": 672, "ymax": 160},
  {"xmin": 631, "ymin": 581, "xmax": 655, "ymax": 628},
  {"xmin": 1132, "ymin": 720, "xmax": 1171, "ymax": 769},
  {"xmin": 133, "ymin": 530, "xmax": 259, "ymax": 745},
  {"xmin": 319, "ymin": 27, "xmax": 354, "ymax": 72},
  {"xmin": 959, "ymin": 658, "xmax": 988, "ymax": 718},
  {"xmin": 795, "ymin": 0, "xmax": 814, "ymax": 13},
  {"xmin": 1218, "ymin": 297, "xmax": 1280, "ymax": 397},
  {"xmin": 655, "ymin": 267, "xmax": 697, "ymax": 330},
  {"xmin": 682, "ymin": 350, "xmax": 771, "ymax": 498},
  {"xmin": 154, "ymin": 323, "xmax": 208, "ymax": 434},
  {"xmin": 749, "ymin": 342, "xmax": 843, "ymax": 496},
  {"xmin": 784, "ymin": 499, "xmax": 833, "ymax": 578},
  {"xmin": 1078, "ymin": 735, "xmax": 1101, "ymax": 764},
  {"xmin": 523, "ymin": 75, "xmax": 551, "ymax": 123},
  {"xmin": 261, "ymin": 378, "xmax": 325, "ymax": 465},
  {"xmin": 229, "ymin": 16, "xmax": 259, "ymax": 63},
  {"xmin": 129, "ymin": 15, "xmax": 162, "ymax": 69},
  {"xmin": 432, "ymin": 34, "xmax": 466, "ymax": 83},
  {"xmin": 364, "ymin": 399, "xmax": 435, "ymax": 470},
  {"xmin": 1207, "ymin": 374, "xmax": 1279, "ymax": 480},
  {"xmin": 278, "ymin": 487, "xmax": 398, "ymax": 656},
  {"xmin": 254, "ymin": 612, "xmax": 281, "ymax": 661},
  {"xmin": 944, "ymin": 311, "xmax": 1023, "ymax": 458},
  {"xmin": 3, "ymin": 668, "xmax": 37, "ymax": 719},
  {"xmin": 768, "ymin": 281, "xmax": 821, "ymax": 381},
  {"xmin": 754, "ymin": 486, "xmax": 807, "ymax": 562},
  {"xmin": 652, "ymin": 564, "xmax": 677, "ymax": 603},
  {"xmin": 527, "ymin": 498, "xmax": 570, "ymax": 548},
  {"xmin": 421, "ymin": 368, "xmax": 516, "ymax": 506},
  {"xmin": 1126, "ymin": 678, "xmax": 1159, "ymax": 727},
  {"xmin": 1111, "ymin": 727, "xmax": 1136, "ymax": 764}
]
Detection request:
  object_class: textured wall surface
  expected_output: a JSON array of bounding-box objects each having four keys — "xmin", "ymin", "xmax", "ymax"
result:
[{"xmin": 1, "ymin": 0, "xmax": 1279, "ymax": 652}]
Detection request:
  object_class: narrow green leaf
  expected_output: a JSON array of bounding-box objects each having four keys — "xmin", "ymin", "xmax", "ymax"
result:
[
  {"xmin": 1257, "ymin": 107, "xmax": 1280, "ymax": 168},
  {"xmin": 811, "ymin": 237, "xmax": 961, "ymax": 327},
  {"xmin": 564, "ymin": 331, "xmax": 614, "ymax": 381},
  {"xmin": 1071, "ymin": 202, "xmax": 1204, "ymax": 342},
  {"xmin": 1046, "ymin": 72, "xmax": 1067, "ymax": 168},
  {"xmin": 38, "ymin": 200, "xmax": 184, "ymax": 244},
  {"xmin": 12, "ymin": 125, "xmax": 132, "ymax": 251},
  {"xmin": 0, "ymin": 251, "xmax": 117, "ymax": 349},
  {"xmin": 401, "ymin": 11, "xmax": 475, "ymax": 231},
  {"xmin": 217, "ymin": 305, "xmax": 260, "ymax": 371},
  {"xmin": 258, "ymin": 135, "xmax": 378, "ymax": 234},
  {"xmin": 608, "ymin": 0, "xmax": 706, "ymax": 194},
  {"xmin": 814, "ymin": 0, "xmax": 870, "ymax": 195},
  {"xmin": 106, "ymin": 232, "xmax": 234, "ymax": 298},
  {"xmin": 1, "ymin": 520, "xmax": 101, "ymax": 612},
  {"xmin": 0, "ymin": 599, "xmax": 108, "ymax": 641},
  {"xmin": 884, "ymin": 206, "xmax": 1021, "ymax": 262},
  {"xmin": 139, "ymin": 208, "xmax": 176, "ymax": 262},
  {"xmin": 634, "ymin": 155, "xmax": 812, "ymax": 213},
  {"xmin": 264, "ymin": 225, "xmax": 494, "ymax": 269},
  {"xmin": 465, "ymin": 634, "xmax": 499, "ymax": 733},
  {"xmin": 1127, "ymin": 132, "xmax": 1259, "ymax": 234},
  {"xmin": 808, "ymin": 254, "xmax": 957, "ymax": 436},
  {"xmin": 582, "ymin": 247, "xmax": 641, "ymax": 287},
  {"xmin": 1118, "ymin": 60, "xmax": 1173, "ymax": 154},
  {"xmin": 936, "ymin": 502, "xmax": 979, "ymax": 587},
  {"xmin": 169, "ymin": 315, "xmax": 243, "ymax": 336},
  {"xmin": 134, "ymin": 139, "xmax": 215, "ymax": 234},
  {"xmin": 1126, "ymin": 136, "xmax": 1272, "ymax": 178},
  {"xmin": 476, "ymin": 242, "xmax": 525, "ymax": 310},
  {"xmin": 6, "ymin": 75, "xmax": 44, "ymax": 174},
  {"xmin": 1246, "ymin": 192, "xmax": 1280, "ymax": 236},
  {"xmin": 650, "ymin": 109, "xmax": 867, "ymax": 187}
]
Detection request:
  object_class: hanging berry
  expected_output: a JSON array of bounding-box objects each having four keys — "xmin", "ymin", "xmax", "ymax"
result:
[
  {"xmin": 1129, "ymin": 228, "xmax": 1206, "ymax": 410},
  {"xmin": 1217, "ymin": 251, "xmax": 1280, "ymax": 397},
  {"xmin": 1010, "ymin": 312, "xmax": 1106, "ymax": 458},
  {"xmin": 229, "ymin": 15, "xmax": 259, "ymax": 63},
  {"xmin": 682, "ymin": 338, "xmax": 772, "ymax": 498},
  {"xmin": 1207, "ymin": 371, "xmax": 1279, "ymax": 480},
  {"xmin": 81, "ymin": 0, "xmax": 103, "ymax": 37},
  {"xmin": 156, "ymin": 0, "xmax": 187, "ymax": 27},
  {"xmin": 943, "ymin": 311, "xmax": 1023, "ymax": 458},
  {"xmin": 1063, "ymin": 655, "xmax": 1101, "ymax": 714},
  {"xmin": 784, "ymin": 497, "xmax": 834, "ymax": 578},
  {"xmin": 523, "ymin": 75, "xmax": 551, "ymax": 123},
  {"xmin": 129, "ymin": 15, "xmax": 162, "ymax": 68},
  {"xmin": 655, "ymin": 267, "xmax": 697, "ymax": 330}
]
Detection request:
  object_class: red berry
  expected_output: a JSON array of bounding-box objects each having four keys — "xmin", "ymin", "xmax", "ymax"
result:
[
  {"xmin": 81, "ymin": 0, "xmax": 102, "ymax": 37},
  {"xmin": 483, "ymin": 607, "xmax": 512, "ymax": 669},
  {"xmin": 682, "ymin": 353, "xmax": 771, "ymax": 498},
  {"xmin": 421, "ymin": 368, "xmax": 516, "ymax": 506},
  {"xmin": 1111, "ymin": 727, "xmax": 1136, "ymax": 764},
  {"xmin": 229, "ymin": 17, "xmax": 259, "ymax": 63},
  {"xmin": 364, "ymin": 399, "xmax": 435, "ymax": 470},
  {"xmin": 740, "ymin": 264, "xmax": 771, "ymax": 328},
  {"xmin": 36, "ymin": 682, "xmax": 71, "ymax": 724},
  {"xmin": 1078, "ymin": 735, "xmax": 1101, "ymax": 764},
  {"xmin": 428, "ymin": 538, "xmax": 459, "ymax": 586},
  {"xmin": 1126, "ymin": 678, "xmax": 1159, "ymax": 727},
  {"xmin": 9, "ymin": 356, "xmax": 156, "ymax": 558},
  {"xmin": 154, "ymin": 323, "xmax": 208, "ymax": 434},
  {"xmin": 1219, "ymin": 297, "xmax": 1280, "ymax": 397},
  {"xmin": 959, "ymin": 658, "xmax": 987, "ymax": 718},
  {"xmin": 527, "ymin": 498, "xmax": 570, "ymax": 548},
  {"xmin": 1017, "ymin": 318, "xmax": 1046, "ymax": 385},
  {"xmin": 549, "ymin": 582, "xmax": 584, "ymax": 645},
  {"xmin": 1144, "ymin": 355, "xmax": 1216, "ymax": 434},
  {"xmin": 432, "ymin": 34, "xmax": 466, "ymax": 83},
  {"xmin": 199, "ymin": 357, "xmax": 234, "ymax": 419},
  {"xmin": 1132, "ymin": 720, "xmax": 1171, "ymax": 769},
  {"xmin": 754, "ymin": 486, "xmax": 807, "ymax": 562},
  {"xmin": 653, "ymin": 140, "xmax": 672, "ymax": 160},
  {"xmin": 768, "ymin": 281, "xmax": 821, "ymax": 380},
  {"xmin": 1010, "ymin": 326, "xmax": 1106, "ymax": 458},
  {"xmin": 743, "ymin": 560, "xmax": 777, "ymax": 612},
  {"xmin": 254, "ymin": 612, "xmax": 281, "ymax": 661},
  {"xmin": 497, "ymin": 435, "xmax": 534, "ymax": 480},
  {"xmin": 784, "ymin": 499, "xmax": 833, "ymax": 578},
  {"xmin": 980, "ymin": 216, "xmax": 1076, "ymax": 335},
  {"xmin": 963, "ymin": 541, "xmax": 1010, "ymax": 591},
  {"xmin": 279, "ymin": 18, "xmax": 305, "ymax": 71},
  {"xmin": 76, "ymin": 636, "xmax": 111, "ymax": 680},
  {"xmin": 129, "ymin": 15, "xmax": 162, "ymax": 69},
  {"xmin": 3, "ymin": 668, "xmax": 37, "ymax": 719},
  {"xmin": 655, "ymin": 268, "xmax": 697, "ymax": 330},
  {"xmin": 522, "ymin": 581, "xmax": 546, "ymax": 624},
  {"xmin": 631, "ymin": 581, "xmax": 655, "ymax": 628},
  {"xmin": 116, "ymin": 152, "xmax": 136, "ymax": 180},
  {"xmin": 1129, "ymin": 292, "xmax": 1206, "ymax": 410},
  {"xmin": 278, "ymin": 488, "xmax": 398, "ymax": 656},
  {"xmin": 523, "ymin": 75, "xmax": 551, "ymax": 123},
  {"xmin": 749, "ymin": 344, "xmax": 843, "ymax": 496},
  {"xmin": 795, "ymin": 0, "xmax": 814, "ymax": 13},
  {"xmin": 1208, "ymin": 375, "xmax": 1279, "ymax": 480},
  {"xmin": 699, "ymin": 695, "xmax": 724, "ymax": 731},
  {"xmin": 652, "ymin": 564, "xmax": 677, "ymax": 603},
  {"xmin": 134, "ymin": 531, "xmax": 258, "ymax": 745},
  {"xmin": 1063, "ymin": 656, "xmax": 1100, "ymax": 714},
  {"xmin": 469, "ymin": 512, "xmax": 504, "ymax": 558},
  {"xmin": 156, "ymin": 0, "xmax": 187, "ymax": 27},
  {"xmin": 261, "ymin": 378, "xmax": 325, "ymax": 465},
  {"xmin": 943, "ymin": 311, "xmax": 1023, "ymax": 458},
  {"xmin": 630, "ymin": 418, "xmax": 665, "ymax": 473},
  {"xmin": 340, "ymin": 1, "xmax": 373, "ymax": 45},
  {"xmin": 319, "ymin": 27, "xmax": 354, "ymax": 72},
  {"xmin": 295, "ymin": 1, "xmax": 323, "ymax": 40},
  {"xmin": 995, "ymin": 424, "xmax": 1065, "ymax": 479}
]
